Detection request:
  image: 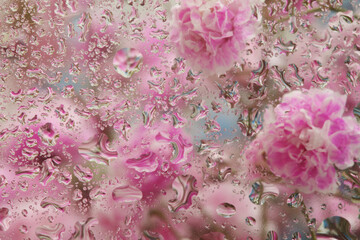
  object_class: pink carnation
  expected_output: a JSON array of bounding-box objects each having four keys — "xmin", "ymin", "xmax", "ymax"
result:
[
  {"xmin": 244, "ymin": 89, "xmax": 360, "ymax": 193},
  {"xmin": 170, "ymin": 0, "xmax": 254, "ymax": 73}
]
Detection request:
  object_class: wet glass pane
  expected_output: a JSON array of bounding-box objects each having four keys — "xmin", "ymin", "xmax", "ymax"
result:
[{"xmin": 0, "ymin": 0, "xmax": 360, "ymax": 239}]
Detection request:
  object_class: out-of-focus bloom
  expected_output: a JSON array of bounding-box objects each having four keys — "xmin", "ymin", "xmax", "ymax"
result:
[
  {"xmin": 170, "ymin": 0, "xmax": 254, "ymax": 73},
  {"xmin": 244, "ymin": 89, "xmax": 360, "ymax": 193}
]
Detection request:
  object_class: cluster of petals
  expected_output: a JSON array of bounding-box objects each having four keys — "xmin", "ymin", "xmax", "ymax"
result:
[
  {"xmin": 170, "ymin": 0, "xmax": 254, "ymax": 73},
  {"xmin": 244, "ymin": 89, "xmax": 360, "ymax": 193}
]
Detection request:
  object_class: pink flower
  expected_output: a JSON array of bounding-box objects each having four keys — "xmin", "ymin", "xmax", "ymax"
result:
[
  {"xmin": 244, "ymin": 89, "xmax": 360, "ymax": 193},
  {"xmin": 170, "ymin": 0, "xmax": 254, "ymax": 73}
]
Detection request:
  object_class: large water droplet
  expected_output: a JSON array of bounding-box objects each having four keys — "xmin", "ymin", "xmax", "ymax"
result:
[
  {"xmin": 155, "ymin": 132, "xmax": 193, "ymax": 164},
  {"xmin": 112, "ymin": 185, "xmax": 143, "ymax": 203},
  {"xmin": 36, "ymin": 223, "xmax": 65, "ymax": 240},
  {"xmin": 39, "ymin": 157, "xmax": 60, "ymax": 186},
  {"xmin": 40, "ymin": 197, "xmax": 71, "ymax": 212},
  {"xmin": 287, "ymin": 193, "xmax": 303, "ymax": 208},
  {"xmin": 168, "ymin": 175, "xmax": 198, "ymax": 212},
  {"xmin": 113, "ymin": 48, "xmax": 143, "ymax": 78},
  {"xmin": 73, "ymin": 165, "xmax": 93, "ymax": 182},
  {"xmin": 70, "ymin": 217, "xmax": 98, "ymax": 240},
  {"xmin": 249, "ymin": 181, "xmax": 279, "ymax": 205},
  {"xmin": 15, "ymin": 166, "xmax": 41, "ymax": 178},
  {"xmin": 78, "ymin": 133, "xmax": 118, "ymax": 165},
  {"xmin": 216, "ymin": 203, "xmax": 236, "ymax": 218},
  {"xmin": 125, "ymin": 152, "xmax": 159, "ymax": 173},
  {"xmin": 89, "ymin": 186, "xmax": 106, "ymax": 200},
  {"xmin": 316, "ymin": 216, "xmax": 357, "ymax": 240}
]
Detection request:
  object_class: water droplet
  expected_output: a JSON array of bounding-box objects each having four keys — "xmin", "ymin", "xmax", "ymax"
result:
[
  {"xmin": 171, "ymin": 57, "xmax": 186, "ymax": 74},
  {"xmin": 216, "ymin": 203, "xmax": 236, "ymax": 218},
  {"xmin": 40, "ymin": 197, "xmax": 70, "ymax": 212},
  {"xmin": 237, "ymin": 108, "xmax": 263, "ymax": 137},
  {"xmin": 113, "ymin": 48, "xmax": 143, "ymax": 78},
  {"xmin": 89, "ymin": 186, "xmax": 106, "ymax": 200},
  {"xmin": 21, "ymin": 209, "xmax": 28, "ymax": 217},
  {"xmin": 249, "ymin": 181, "xmax": 279, "ymax": 205},
  {"xmin": 150, "ymin": 66, "xmax": 162, "ymax": 77},
  {"xmin": 38, "ymin": 123, "xmax": 59, "ymax": 146},
  {"xmin": 73, "ymin": 189, "xmax": 83, "ymax": 201},
  {"xmin": 18, "ymin": 180, "xmax": 29, "ymax": 191},
  {"xmin": 155, "ymin": 132, "xmax": 193, "ymax": 165},
  {"xmin": 190, "ymin": 102, "xmax": 209, "ymax": 121},
  {"xmin": 25, "ymin": 138, "xmax": 37, "ymax": 147},
  {"xmin": 308, "ymin": 218, "xmax": 316, "ymax": 229},
  {"xmin": 291, "ymin": 232, "xmax": 301, "ymax": 240},
  {"xmin": 78, "ymin": 12, "xmax": 92, "ymax": 42},
  {"xmin": 70, "ymin": 218, "xmax": 98, "ymax": 240},
  {"xmin": 19, "ymin": 225, "xmax": 28, "ymax": 234},
  {"xmin": 217, "ymin": 81, "xmax": 240, "ymax": 108},
  {"xmin": 73, "ymin": 165, "xmax": 93, "ymax": 182},
  {"xmin": 112, "ymin": 185, "xmax": 143, "ymax": 203},
  {"xmin": 78, "ymin": 133, "xmax": 118, "ymax": 166},
  {"xmin": 15, "ymin": 166, "xmax": 41, "ymax": 178},
  {"xmin": 61, "ymin": 85, "xmax": 74, "ymax": 98},
  {"xmin": 125, "ymin": 152, "xmax": 159, "ymax": 173},
  {"xmin": 274, "ymin": 38, "xmax": 296, "ymax": 55},
  {"xmin": 0, "ymin": 176, "xmax": 7, "ymax": 188},
  {"xmin": 168, "ymin": 175, "xmax": 198, "ymax": 212},
  {"xmin": 21, "ymin": 148, "xmax": 39, "ymax": 160},
  {"xmin": 35, "ymin": 223, "xmax": 65, "ymax": 240},
  {"xmin": 0, "ymin": 208, "xmax": 10, "ymax": 231},
  {"xmin": 266, "ymin": 230, "xmax": 278, "ymax": 240},
  {"xmin": 287, "ymin": 193, "xmax": 303, "ymax": 208},
  {"xmin": 353, "ymin": 103, "xmax": 360, "ymax": 122},
  {"xmin": 317, "ymin": 216, "xmax": 357, "ymax": 240},
  {"xmin": 142, "ymin": 104, "xmax": 155, "ymax": 128},
  {"xmin": 245, "ymin": 216, "xmax": 256, "ymax": 226},
  {"xmin": 114, "ymin": 119, "xmax": 131, "ymax": 140}
]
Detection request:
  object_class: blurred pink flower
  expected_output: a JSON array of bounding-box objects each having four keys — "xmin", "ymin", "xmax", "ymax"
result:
[
  {"xmin": 170, "ymin": 0, "xmax": 254, "ymax": 73},
  {"xmin": 244, "ymin": 89, "xmax": 360, "ymax": 193}
]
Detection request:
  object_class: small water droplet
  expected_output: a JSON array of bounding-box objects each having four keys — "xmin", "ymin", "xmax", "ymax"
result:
[
  {"xmin": 38, "ymin": 123, "xmax": 59, "ymax": 146},
  {"xmin": 245, "ymin": 216, "xmax": 256, "ymax": 226},
  {"xmin": 113, "ymin": 48, "xmax": 143, "ymax": 78},
  {"xmin": 291, "ymin": 232, "xmax": 301, "ymax": 240},
  {"xmin": 19, "ymin": 225, "xmax": 28, "ymax": 234},
  {"xmin": 266, "ymin": 230, "xmax": 278, "ymax": 240},
  {"xmin": 0, "ymin": 208, "xmax": 10, "ymax": 231},
  {"xmin": 216, "ymin": 203, "xmax": 236, "ymax": 218}
]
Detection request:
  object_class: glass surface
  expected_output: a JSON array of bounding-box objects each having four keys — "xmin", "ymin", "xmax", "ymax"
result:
[{"xmin": 0, "ymin": 0, "xmax": 359, "ymax": 239}]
